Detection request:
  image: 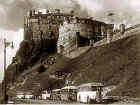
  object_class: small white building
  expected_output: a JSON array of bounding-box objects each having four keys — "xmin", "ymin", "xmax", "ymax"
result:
[
  {"xmin": 16, "ymin": 91, "xmax": 33, "ymax": 99},
  {"xmin": 25, "ymin": 92, "xmax": 33, "ymax": 99},
  {"xmin": 41, "ymin": 90, "xmax": 51, "ymax": 100},
  {"xmin": 25, "ymin": 94, "xmax": 33, "ymax": 99},
  {"xmin": 16, "ymin": 92, "xmax": 25, "ymax": 99}
]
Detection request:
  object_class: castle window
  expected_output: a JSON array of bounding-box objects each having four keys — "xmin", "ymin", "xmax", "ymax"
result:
[
  {"xmin": 95, "ymin": 24, "xmax": 98, "ymax": 33},
  {"xmin": 76, "ymin": 32, "xmax": 80, "ymax": 47},
  {"xmin": 81, "ymin": 20, "xmax": 85, "ymax": 24},
  {"xmin": 98, "ymin": 24, "xmax": 101, "ymax": 33},
  {"xmin": 60, "ymin": 16, "xmax": 63, "ymax": 20},
  {"xmin": 52, "ymin": 16, "xmax": 55, "ymax": 19},
  {"xmin": 59, "ymin": 45, "xmax": 64, "ymax": 53},
  {"xmin": 40, "ymin": 20, "xmax": 43, "ymax": 24},
  {"xmin": 78, "ymin": 20, "xmax": 81, "ymax": 23},
  {"xmin": 47, "ymin": 20, "xmax": 50, "ymax": 24},
  {"xmin": 62, "ymin": 37, "xmax": 64, "ymax": 40},
  {"xmin": 48, "ymin": 15, "xmax": 51, "ymax": 19},
  {"xmin": 48, "ymin": 25, "xmax": 51, "ymax": 29},
  {"xmin": 50, "ymin": 31, "xmax": 55, "ymax": 38},
  {"xmin": 54, "ymin": 15, "xmax": 56, "ymax": 19},
  {"xmin": 52, "ymin": 20, "xmax": 56, "ymax": 24},
  {"xmin": 57, "ymin": 16, "xmax": 59, "ymax": 18},
  {"xmin": 36, "ymin": 26, "xmax": 39, "ymax": 30},
  {"xmin": 42, "ymin": 19, "xmax": 45, "ymax": 24}
]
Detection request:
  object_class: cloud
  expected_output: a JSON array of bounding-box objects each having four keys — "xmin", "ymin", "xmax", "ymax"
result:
[
  {"xmin": 73, "ymin": 0, "xmax": 140, "ymax": 28},
  {"xmin": 0, "ymin": 0, "xmax": 33, "ymax": 30},
  {"xmin": 0, "ymin": 0, "xmax": 140, "ymax": 30},
  {"xmin": 0, "ymin": 29, "xmax": 23, "ymax": 82}
]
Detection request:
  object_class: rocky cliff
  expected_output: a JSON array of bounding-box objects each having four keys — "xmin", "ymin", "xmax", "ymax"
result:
[{"xmin": 5, "ymin": 30, "xmax": 140, "ymax": 98}]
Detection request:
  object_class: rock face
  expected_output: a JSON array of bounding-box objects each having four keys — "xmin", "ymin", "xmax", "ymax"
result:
[
  {"xmin": 5, "ymin": 27, "xmax": 140, "ymax": 98},
  {"xmin": 5, "ymin": 9, "xmax": 140, "ymax": 100},
  {"xmin": 40, "ymin": 32, "xmax": 140, "ymax": 97},
  {"xmin": 5, "ymin": 38, "xmax": 57, "ymax": 86}
]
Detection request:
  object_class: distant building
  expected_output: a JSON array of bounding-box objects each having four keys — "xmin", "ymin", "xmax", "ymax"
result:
[
  {"xmin": 24, "ymin": 92, "xmax": 33, "ymax": 99},
  {"xmin": 41, "ymin": 90, "xmax": 50, "ymax": 100},
  {"xmin": 16, "ymin": 91, "xmax": 25, "ymax": 99},
  {"xmin": 16, "ymin": 91, "xmax": 33, "ymax": 99}
]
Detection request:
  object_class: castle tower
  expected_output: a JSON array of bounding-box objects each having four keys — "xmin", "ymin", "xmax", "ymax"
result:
[
  {"xmin": 57, "ymin": 17, "xmax": 96, "ymax": 54},
  {"xmin": 89, "ymin": 39, "xmax": 94, "ymax": 46},
  {"xmin": 24, "ymin": 9, "xmax": 74, "ymax": 41},
  {"xmin": 101, "ymin": 24, "xmax": 107, "ymax": 38},
  {"xmin": 119, "ymin": 24, "xmax": 125, "ymax": 34},
  {"xmin": 107, "ymin": 24, "xmax": 114, "ymax": 43}
]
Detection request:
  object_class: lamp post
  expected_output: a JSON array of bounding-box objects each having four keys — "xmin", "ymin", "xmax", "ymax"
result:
[{"xmin": 3, "ymin": 38, "xmax": 14, "ymax": 104}]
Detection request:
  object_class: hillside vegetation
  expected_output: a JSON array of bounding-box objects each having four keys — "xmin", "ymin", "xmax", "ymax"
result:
[
  {"xmin": 40, "ymin": 33, "xmax": 140, "ymax": 97},
  {"xmin": 6, "ymin": 33, "xmax": 140, "ymax": 98}
]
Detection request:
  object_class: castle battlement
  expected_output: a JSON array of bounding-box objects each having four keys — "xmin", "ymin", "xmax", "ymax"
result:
[
  {"xmin": 26, "ymin": 9, "xmax": 73, "ymax": 19},
  {"xmin": 62, "ymin": 16, "xmax": 106, "ymax": 25},
  {"xmin": 27, "ymin": 9, "xmax": 65, "ymax": 16}
]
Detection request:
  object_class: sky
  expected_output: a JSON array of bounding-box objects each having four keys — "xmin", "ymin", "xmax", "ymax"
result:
[{"xmin": 0, "ymin": 0, "xmax": 140, "ymax": 82}]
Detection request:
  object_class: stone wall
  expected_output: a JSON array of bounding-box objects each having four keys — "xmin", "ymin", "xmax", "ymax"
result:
[
  {"xmin": 57, "ymin": 19, "xmax": 107, "ymax": 54},
  {"xmin": 57, "ymin": 23, "xmax": 77, "ymax": 54},
  {"xmin": 57, "ymin": 17, "xmax": 114, "ymax": 55},
  {"xmin": 94, "ymin": 24, "xmax": 140, "ymax": 47},
  {"xmin": 31, "ymin": 23, "xmax": 59, "ymax": 40}
]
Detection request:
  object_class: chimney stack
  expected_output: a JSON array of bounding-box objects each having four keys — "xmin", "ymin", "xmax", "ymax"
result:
[
  {"xmin": 32, "ymin": 9, "xmax": 35, "ymax": 16},
  {"xmin": 119, "ymin": 24, "xmax": 125, "ymax": 34},
  {"xmin": 107, "ymin": 24, "xmax": 114, "ymax": 43},
  {"xmin": 29, "ymin": 10, "xmax": 32, "ymax": 17}
]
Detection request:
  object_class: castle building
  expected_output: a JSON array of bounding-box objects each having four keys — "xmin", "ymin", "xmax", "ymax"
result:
[
  {"xmin": 24, "ymin": 9, "xmax": 114, "ymax": 54},
  {"xmin": 24, "ymin": 9, "xmax": 73, "ymax": 41},
  {"xmin": 57, "ymin": 16, "xmax": 114, "ymax": 54}
]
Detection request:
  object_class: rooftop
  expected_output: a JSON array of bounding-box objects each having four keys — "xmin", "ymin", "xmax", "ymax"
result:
[
  {"xmin": 61, "ymin": 86, "xmax": 78, "ymax": 90},
  {"xmin": 78, "ymin": 82, "xmax": 104, "ymax": 87}
]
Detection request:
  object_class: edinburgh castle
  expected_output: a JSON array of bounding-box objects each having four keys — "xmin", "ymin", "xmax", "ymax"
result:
[{"xmin": 24, "ymin": 9, "xmax": 118, "ymax": 55}]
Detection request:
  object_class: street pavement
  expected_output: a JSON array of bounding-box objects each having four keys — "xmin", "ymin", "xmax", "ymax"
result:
[{"xmin": 14, "ymin": 99, "xmax": 79, "ymax": 104}]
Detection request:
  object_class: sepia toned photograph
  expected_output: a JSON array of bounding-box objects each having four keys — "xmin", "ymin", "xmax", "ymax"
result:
[{"xmin": 0, "ymin": 0, "xmax": 140, "ymax": 104}]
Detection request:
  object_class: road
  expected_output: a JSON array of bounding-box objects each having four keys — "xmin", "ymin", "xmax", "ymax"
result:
[
  {"xmin": 12, "ymin": 96, "xmax": 140, "ymax": 104},
  {"xmin": 14, "ymin": 99, "xmax": 79, "ymax": 104}
]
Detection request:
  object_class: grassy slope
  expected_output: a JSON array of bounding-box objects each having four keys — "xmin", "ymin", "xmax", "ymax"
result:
[
  {"xmin": 40, "ymin": 33, "xmax": 140, "ymax": 97},
  {"xmin": 73, "ymin": 34, "xmax": 140, "ymax": 97}
]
